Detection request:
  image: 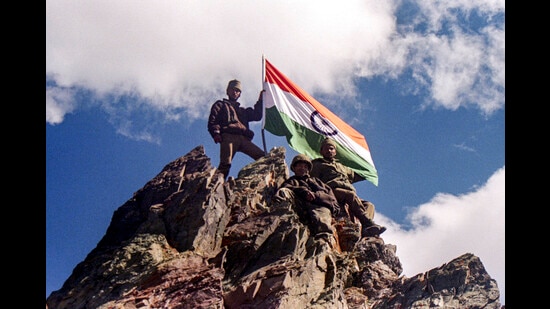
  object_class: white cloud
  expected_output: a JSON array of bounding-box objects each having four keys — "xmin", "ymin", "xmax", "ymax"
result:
[
  {"xmin": 378, "ymin": 166, "xmax": 505, "ymax": 304},
  {"xmin": 46, "ymin": 0, "xmax": 505, "ymax": 130},
  {"xmin": 46, "ymin": 87, "xmax": 77, "ymax": 125}
]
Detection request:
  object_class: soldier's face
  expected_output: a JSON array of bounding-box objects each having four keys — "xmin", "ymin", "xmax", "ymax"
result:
[
  {"xmin": 293, "ymin": 162, "xmax": 310, "ymax": 176},
  {"xmin": 227, "ymin": 87, "xmax": 241, "ymax": 100},
  {"xmin": 320, "ymin": 145, "xmax": 336, "ymax": 159}
]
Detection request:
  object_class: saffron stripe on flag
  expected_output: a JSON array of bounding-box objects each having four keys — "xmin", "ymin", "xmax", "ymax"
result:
[{"xmin": 262, "ymin": 58, "xmax": 378, "ymax": 186}]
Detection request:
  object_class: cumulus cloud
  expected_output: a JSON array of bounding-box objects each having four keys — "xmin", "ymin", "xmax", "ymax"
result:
[
  {"xmin": 379, "ymin": 166, "xmax": 505, "ymax": 304},
  {"xmin": 46, "ymin": 0, "xmax": 505, "ymax": 132},
  {"xmin": 46, "ymin": 86, "xmax": 77, "ymax": 125}
]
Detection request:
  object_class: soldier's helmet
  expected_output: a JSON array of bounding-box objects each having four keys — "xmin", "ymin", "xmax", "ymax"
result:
[
  {"xmin": 291, "ymin": 154, "xmax": 312, "ymax": 172},
  {"xmin": 320, "ymin": 137, "xmax": 337, "ymax": 150}
]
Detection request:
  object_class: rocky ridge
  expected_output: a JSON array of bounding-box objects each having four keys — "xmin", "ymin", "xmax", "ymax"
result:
[{"xmin": 46, "ymin": 145, "xmax": 503, "ymax": 309}]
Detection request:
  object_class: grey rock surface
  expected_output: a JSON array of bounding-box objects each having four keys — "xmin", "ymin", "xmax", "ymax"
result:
[{"xmin": 46, "ymin": 145, "xmax": 502, "ymax": 309}]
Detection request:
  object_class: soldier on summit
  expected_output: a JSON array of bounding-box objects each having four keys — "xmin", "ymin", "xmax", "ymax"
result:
[
  {"xmin": 310, "ymin": 137, "xmax": 386, "ymax": 238},
  {"xmin": 276, "ymin": 154, "xmax": 340, "ymax": 246},
  {"xmin": 208, "ymin": 79, "xmax": 265, "ymax": 179}
]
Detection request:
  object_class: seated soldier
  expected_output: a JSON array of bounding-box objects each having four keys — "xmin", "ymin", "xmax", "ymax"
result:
[
  {"xmin": 276, "ymin": 154, "xmax": 340, "ymax": 246},
  {"xmin": 310, "ymin": 137, "xmax": 386, "ymax": 238}
]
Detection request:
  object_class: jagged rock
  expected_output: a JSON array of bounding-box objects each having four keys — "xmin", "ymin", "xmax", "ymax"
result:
[{"xmin": 46, "ymin": 145, "xmax": 503, "ymax": 309}]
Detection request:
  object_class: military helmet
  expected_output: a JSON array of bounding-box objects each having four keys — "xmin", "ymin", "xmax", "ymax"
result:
[
  {"xmin": 227, "ymin": 79, "xmax": 242, "ymax": 92},
  {"xmin": 291, "ymin": 154, "xmax": 312, "ymax": 172},
  {"xmin": 320, "ymin": 137, "xmax": 337, "ymax": 150}
]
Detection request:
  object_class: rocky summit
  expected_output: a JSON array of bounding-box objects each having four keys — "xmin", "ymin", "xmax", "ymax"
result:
[{"xmin": 46, "ymin": 145, "xmax": 503, "ymax": 309}]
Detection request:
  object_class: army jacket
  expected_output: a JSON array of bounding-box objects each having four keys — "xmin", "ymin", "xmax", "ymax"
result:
[
  {"xmin": 310, "ymin": 157, "xmax": 364, "ymax": 192},
  {"xmin": 279, "ymin": 174, "xmax": 339, "ymax": 214},
  {"xmin": 207, "ymin": 98, "xmax": 262, "ymax": 140}
]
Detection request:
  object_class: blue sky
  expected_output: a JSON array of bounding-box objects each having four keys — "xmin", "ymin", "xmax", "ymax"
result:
[{"xmin": 46, "ymin": 0, "xmax": 505, "ymax": 304}]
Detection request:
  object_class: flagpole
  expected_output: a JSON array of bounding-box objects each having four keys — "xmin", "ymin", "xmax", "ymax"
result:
[{"xmin": 261, "ymin": 54, "xmax": 267, "ymax": 155}]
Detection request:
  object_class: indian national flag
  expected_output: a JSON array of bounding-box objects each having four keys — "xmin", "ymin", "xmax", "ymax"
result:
[{"xmin": 262, "ymin": 58, "xmax": 378, "ymax": 186}]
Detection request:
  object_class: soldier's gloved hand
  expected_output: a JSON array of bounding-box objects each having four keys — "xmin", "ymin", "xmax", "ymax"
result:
[
  {"xmin": 273, "ymin": 188, "xmax": 293, "ymax": 204},
  {"xmin": 213, "ymin": 134, "xmax": 222, "ymax": 144}
]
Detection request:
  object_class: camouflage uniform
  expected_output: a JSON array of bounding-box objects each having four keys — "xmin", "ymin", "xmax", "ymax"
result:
[
  {"xmin": 277, "ymin": 154, "xmax": 339, "ymax": 243},
  {"xmin": 310, "ymin": 138, "xmax": 386, "ymax": 237}
]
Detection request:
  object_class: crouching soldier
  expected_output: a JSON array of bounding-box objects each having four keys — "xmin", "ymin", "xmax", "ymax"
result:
[
  {"xmin": 276, "ymin": 154, "xmax": 340, "ymax": 246},
  {"xmin": 310, "ymin": 138, "xmax": 386, "ymax": 238}
]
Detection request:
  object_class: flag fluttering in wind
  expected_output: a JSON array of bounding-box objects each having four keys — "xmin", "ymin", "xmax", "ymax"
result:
[{"xmin": 262, "ymin": 57, "xmax": 378, "ymax": 186}]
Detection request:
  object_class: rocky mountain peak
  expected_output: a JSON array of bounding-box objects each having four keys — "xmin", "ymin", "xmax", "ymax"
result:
[{"xmin": 46, "ymin": 145, "xmax": 503, "ymax": 309}]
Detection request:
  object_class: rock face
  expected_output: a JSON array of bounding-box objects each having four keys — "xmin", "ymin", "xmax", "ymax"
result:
[{"xmin": 46, "ymin": 146, "xmax": 503, "ymax": 309}]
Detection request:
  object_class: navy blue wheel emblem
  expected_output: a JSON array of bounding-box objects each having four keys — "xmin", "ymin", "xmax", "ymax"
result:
[{"xmin": 310, "ymin": 111, "xmax": 338, "ymax": 136}]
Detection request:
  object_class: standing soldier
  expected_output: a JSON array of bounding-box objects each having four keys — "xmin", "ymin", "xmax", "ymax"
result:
[{"xmin": 207, "ymin": 79, "xmax": 265, "ymax": 179}]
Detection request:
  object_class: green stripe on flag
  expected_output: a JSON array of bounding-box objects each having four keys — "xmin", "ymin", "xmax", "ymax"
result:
[{"xmin": 265, "ymin": 107, "xmax": 378, "ymax": 186}]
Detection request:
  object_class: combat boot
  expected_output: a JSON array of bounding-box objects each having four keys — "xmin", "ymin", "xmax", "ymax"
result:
[{"xmin": 361, "ymin": 219, "xmax": 386, "ymax": 238}]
